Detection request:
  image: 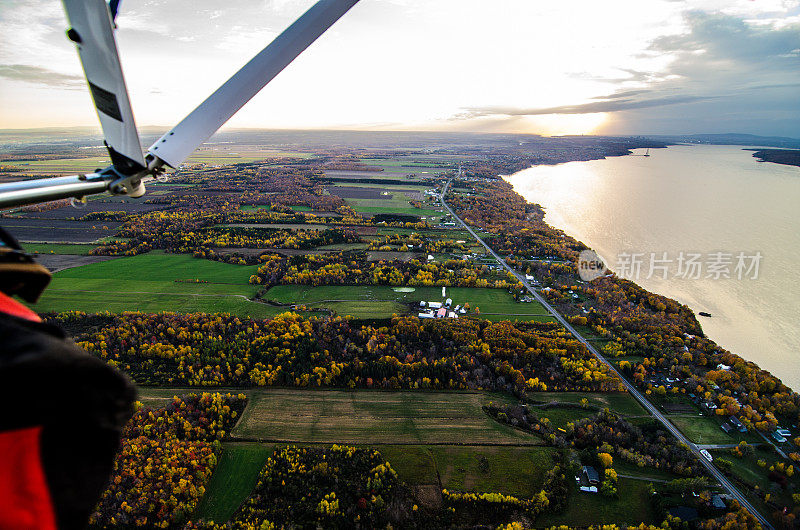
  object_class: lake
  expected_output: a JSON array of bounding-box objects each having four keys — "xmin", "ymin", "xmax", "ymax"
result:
[{"xmin": 506, "ymin": 144, "xmax": 800, "ymax": 390}]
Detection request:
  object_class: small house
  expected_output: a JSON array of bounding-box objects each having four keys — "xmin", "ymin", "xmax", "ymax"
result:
[
  {"xmin": 729, "ymin": 416, "xmax": 747, "ymax": 433},
  {"xmin": 428, "ymin": 302, "xmax": 443, "ymax": 309},
  {"xmin": 418, "ymin": 312, "xmax": 435, "ymax": 319},
  {"xmin": 711, "ymin": 495, "xmax": 726, "ymax": 510},
  {"xmin": 772, "ymin": 432, "xmax": 787, "ymax": 443},
  {"xmin": 445, "ymin": 298, "xmax": 453, "ymax": 307},
  {"xmin": 436, "ymin": 308, "xmax": 447, "ymax": 318},
  {"xmin": 720, "ymin": 423, "xmax": 732, "ymax": 434},
  {"xmin": 702, "ymin": 402, "xmax": 717, "ymax": 412},
  {"xmin": 582, "ymin": 466, "xmax": 600, "ymax": 485}
]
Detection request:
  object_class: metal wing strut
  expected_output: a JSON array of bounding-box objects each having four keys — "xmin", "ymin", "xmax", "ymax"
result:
[{"xmin": 148, "ymin": 0, "xmax": 360, "ymax": 168}]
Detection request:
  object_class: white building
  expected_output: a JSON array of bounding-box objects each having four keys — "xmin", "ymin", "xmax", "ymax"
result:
[{"xmin": 428, "ymin": 301, "xmax": 443, "ymax": 309}]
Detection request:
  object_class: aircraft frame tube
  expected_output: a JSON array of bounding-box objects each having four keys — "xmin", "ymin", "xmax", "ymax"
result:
[{"xmin": 0, "ymin": 174, "xmax": 112, "ymax": 209}]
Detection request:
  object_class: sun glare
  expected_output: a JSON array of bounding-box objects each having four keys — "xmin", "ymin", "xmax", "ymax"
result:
[{"xmin": 520, "ymin": 113, "xmax": 609, "ymax": 136}]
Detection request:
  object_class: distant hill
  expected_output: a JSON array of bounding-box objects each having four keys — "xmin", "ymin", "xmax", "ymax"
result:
[{"xmin": 644, "ymin": 133, "xmax": 800, "ymax": 149}]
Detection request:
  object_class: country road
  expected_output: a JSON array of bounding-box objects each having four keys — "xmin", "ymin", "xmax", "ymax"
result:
[{"xmin": 438, "ymin": 178, "xmax": 772, "ymax": 529}]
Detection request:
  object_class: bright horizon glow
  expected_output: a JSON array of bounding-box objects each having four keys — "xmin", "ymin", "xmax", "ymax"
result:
[{"xmin": 0, "ymin": 0, "xmax": 798, "ymax": 137}]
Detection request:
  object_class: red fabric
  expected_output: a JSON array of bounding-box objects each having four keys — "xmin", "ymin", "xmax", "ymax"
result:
[
  {"xmin": 0, "ymin": 426, "xmax": 57, "ymax": 530},
  {"xmin": 0, "ymin": 291, "xmax": 41, "ymax": 322}
]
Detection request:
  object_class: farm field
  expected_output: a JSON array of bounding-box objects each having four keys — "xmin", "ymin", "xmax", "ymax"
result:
[
  {"xmin": 19, "ymin": 199, "xmax": 168, "ymax": 219},
  {"xmin": 30, "ymin": 252, "xmax": 282, "ymax": 318},
  {"xmin": 3, "ymin": 155, "xmax": 112, "ymax": 174},
  {"xmin": 221, "ymin": 223, "xmax": 329, "ymax": 231},
  {"xmin": 263, "ymin": 284, "xmax": 552, "ymax": 320},
  {"xmin": 526, "ymin": 392, "xmax": 647, "ymax": 417},
  {"xmin": 27, "ymin": 243, "xmax": 97, "ymax": 254},
  {"xmin": 344, "ymin": 196, "xmax": 442, "ymax": 217},
  {"xmin": 534, "ymin": 406, "xmax": 596, "ymax": 428},
  {"xmin": 328, "ymin": 182, "xmax": 431, "ymax": 190},
  {"xmin": 2, "ymin": 218, "xmax": 123, "ymax": 243},
  {"xmin": 536, "ymin": 477, "xmax": 657, "ymax": 528},
  {"xmin": 668, "ymin": 415, "xmax": 758, "ymax": 445},
  {"xmin": 375, "ymin": 226, "xmax": 473, "ymax": 240},
  {"xmin": 231, "ymin": 389, "xmax": 533, "ymax": 445},
  {"xmin": 193, "ymin": 443, "xmax": 274, "ymax": 523},
  {"xmin": 380, "ymin": 445, "xmax": 558, "ymax": 497}
]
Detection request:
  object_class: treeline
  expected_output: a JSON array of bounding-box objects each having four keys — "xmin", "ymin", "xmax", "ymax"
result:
[
  {"xmin": 89, "ymin": 393, "xmax": 246, "ymax": 528},
  {"xmin": 47, "ymin": 311, "xmax": 622, "ymax": 394}
]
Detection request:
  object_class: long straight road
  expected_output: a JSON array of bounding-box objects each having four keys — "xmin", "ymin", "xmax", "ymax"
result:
[{"xmin": 438, "ymin": 178, "xmax": 772, "ymax": 529}]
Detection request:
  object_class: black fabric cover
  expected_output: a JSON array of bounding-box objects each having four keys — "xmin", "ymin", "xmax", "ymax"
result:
[{"xmin": 0, "ymin": 314, "xmax": 136, "ymax": 529}]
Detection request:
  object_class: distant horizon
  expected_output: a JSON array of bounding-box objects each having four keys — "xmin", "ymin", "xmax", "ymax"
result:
[{"xmin": 1, "ymin": 126, "xmax": 799, "ymax": 143}]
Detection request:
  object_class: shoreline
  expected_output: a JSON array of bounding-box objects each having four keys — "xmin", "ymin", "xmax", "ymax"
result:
[{"xmin": 502, "ymin": 146, "xmax": 798, "ymax": 392}]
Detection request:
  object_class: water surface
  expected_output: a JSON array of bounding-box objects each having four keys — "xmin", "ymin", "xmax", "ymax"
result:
[{"xmin": 506, "ymin": 145, "xmax": 800, "ymax": 390}]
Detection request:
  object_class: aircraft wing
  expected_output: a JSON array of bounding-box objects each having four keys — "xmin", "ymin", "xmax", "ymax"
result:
[{"xmin": 62, "ymin": 0, "xmax": 145, "ymax": 173}]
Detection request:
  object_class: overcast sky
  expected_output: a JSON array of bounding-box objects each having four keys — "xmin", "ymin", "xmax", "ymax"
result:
[{"xmin": 1, "ymin": 0, "xmax": 798, "ymax": 136}]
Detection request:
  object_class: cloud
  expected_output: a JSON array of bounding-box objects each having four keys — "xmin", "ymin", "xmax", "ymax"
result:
[
  {"xmin": 649, "ymin": 10, "xmax": 800, "ymax": 79},
  {"xmin": 591, "ymin": 89, "xmax": 652, "ymax": 100},
  {"xmin": 0, "ymin": 64, "xmax": 83, "ymax": 88},
  {"xmin": 461, "ymin": 10, "xmax": 800, "ymax": 134},
  {"xmin": 461, "ymin": 94, "xmax": 713, "ymax": 118}
]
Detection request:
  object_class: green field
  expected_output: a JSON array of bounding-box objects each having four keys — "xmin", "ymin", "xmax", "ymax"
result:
[
  {"xmin": 345, "ymin": 197, "xmax": 443, "ymax": 217},
  {"xmin": 536, "ymin": 477, "xmax": 656, "ymax": 527},
  {"xmin": 31, "ymin": 252, "xmax": 282, "ymax": 318},
  {"xmin": 232, "ymin": 389, "xmax": 533, "ymax": 445},
  {"xmin": 536, "ymin": 406, "xmax": 596, "ymax": 428},
  {"xmin": 375, "ymin": 227, "xmax": 473, "ymax": 240},
  {"xmin": 194, "ymin": 443, "xmax": 274, "ymax": 523},
  {"xmin": 27, "ymin": 243, "xmax": 97, "ymax": 255},
  {"xmin": 4, "ymin": 155, "xmax": 112, "ymax": 174},
  {"xmin": 330, "ymin": 182, "xmax": 430, "ymax": 190},
  {"xmin": 380, "ymin": 445, "xmax": 558, "ymax": 497},
  {"xmin": 669, "ymin": 415, "xmax": 756, "ymax": 445},
  {"xmin": 194, "ymin": 443, "xmax": 559, "ymax": 524},
  {"xmin": 264, "ymin": 284, "xmax": 551, "ymax": 320},
  {"xmin": 527, "ymin": 392, "xmax": 647, "ymax": 417}
]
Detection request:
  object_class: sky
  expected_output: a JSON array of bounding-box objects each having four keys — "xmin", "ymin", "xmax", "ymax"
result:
[{"xmin": 0, "ymin": 0, "xmax": 799, "ymax": 137}]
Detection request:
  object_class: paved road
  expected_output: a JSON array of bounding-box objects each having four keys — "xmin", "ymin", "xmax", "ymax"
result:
[{"xmin": 438, "ymin": 179, "xmax": 773, "ymax": 529}]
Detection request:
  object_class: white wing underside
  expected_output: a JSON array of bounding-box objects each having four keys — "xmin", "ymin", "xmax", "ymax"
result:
[{"xmin": 62, "ymin": 0, "xmax": 145, "ymax": 168}]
